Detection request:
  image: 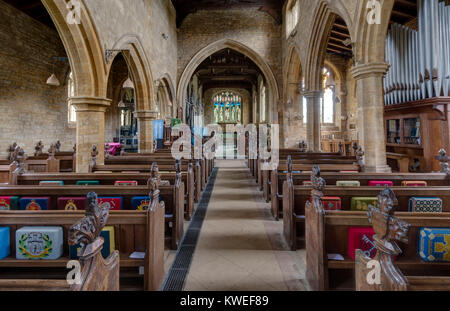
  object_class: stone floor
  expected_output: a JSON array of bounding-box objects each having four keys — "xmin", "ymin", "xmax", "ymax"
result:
[{"xmin": 183, "ymin": 159, "xmax": 307, "ymax": 291}]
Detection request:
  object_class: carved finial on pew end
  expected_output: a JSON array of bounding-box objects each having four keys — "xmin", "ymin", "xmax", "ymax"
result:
[
  {"xmin": 338, "ymin": 141, "xmax": 344, "ymax": 155},
  {"xmin": 435, "ymin": 149, "xmax": 449, "ymax": 174},
  {"xmin": 55, "ymin": 140, "xmax": 61, "ymax": 153},
  {"xmin": 104, "ymin": 144, "xmax": 110, "ymax": 159},
  {"xmin": 73, "ymin": 144, "xmax": 77, "ymax": 154},
  {"xmin": 299, "ymin": 140, "xmax": 307, "ymax": 153},
  {"xmin": 10, "ymin": 145, "xmax": 26, "ymax": 176},
  {"xmin": 354, "ymin": 145, "xmax": 365, "ymax": 172},
  {"xmin": 311, "ymin": 165, "xmax": 326, "ymax": 200},
  {"xmin": 34, "ymin": 141, "xmax": 44, "ymax": 157},
  {"xmin": 48, "ymin": 144, "xmax": 56, "ymax": 159},
  {"xmin": 91, "ymin": 145, "xmax": 99, "ymax": 168},
  {"xmin": 7, "ymin": 142, "xmax": 17, "ymax": 161},
  {"xmin": 68, "ymin": 192, "xmax": 119, "ymax": 291},
  {"xmin": 355, "ymin": 188, "xmax": 410, "ymax": 291},
  {"xmin": 147, "ymin": 162, "xmax": 161, "ymax": 188}
]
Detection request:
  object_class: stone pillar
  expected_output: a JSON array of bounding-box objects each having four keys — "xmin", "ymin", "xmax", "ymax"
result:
[
  {"xmin": 304, "ymin": 91, "xmax": 322, "ymax": 152},
  {"xmin": 350, "ymin": 63, "xmax": 391, "ymax": 173},
  {"xmin": 135, "ymin": 110, "xmax": 158, "ymax": 153},
  {"xmin": 71, "ymin": 97, "xmax": 111, "ymax": 173}
]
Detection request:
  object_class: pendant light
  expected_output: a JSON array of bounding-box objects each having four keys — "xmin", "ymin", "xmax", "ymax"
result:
[
  {"xmin": 123, "ymin": 77, "xmax": 134, "ymax": 89},
  {"xmin": 46, "ymin": 59, "xmax": 60, "ymax": 86}
]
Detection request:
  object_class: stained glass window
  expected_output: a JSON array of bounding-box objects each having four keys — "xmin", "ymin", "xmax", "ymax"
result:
[
  {"xmin": 213, "ymin": 91, "xmax": 242, "ymax": 124},
  {"xmin": 68, "ymin": 71, "xmax": 76, "ymax": 123},
  {"xmin": 321, "ymin": 68, "xmax": 335, "ymax": 124}
]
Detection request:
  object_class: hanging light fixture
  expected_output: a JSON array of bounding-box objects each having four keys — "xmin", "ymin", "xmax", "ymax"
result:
[
  {"xmin": 46, "ymin": 56, "xmax": 68, "ymax": 86},
  {"xmin": 118, "ymin": 100, "xmax": 126, "ymax": 108},
  {"xmin": 123, "ymin": 77, "xmax": 135, "ymax": 89}
]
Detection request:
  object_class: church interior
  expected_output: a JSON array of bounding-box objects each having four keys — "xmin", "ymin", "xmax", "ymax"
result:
[{"xmin": 0, "ymin": 0, "xmax": 449, "ymax": 293}]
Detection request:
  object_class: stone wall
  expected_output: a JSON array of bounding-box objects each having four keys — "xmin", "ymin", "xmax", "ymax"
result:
[
  {"xmin": 0, "ymin": 0, "xmax": 75, "ymax": 158},
  {"xmin": 177, "ymin": 8, "xmax": 282, "ymax": 97}
]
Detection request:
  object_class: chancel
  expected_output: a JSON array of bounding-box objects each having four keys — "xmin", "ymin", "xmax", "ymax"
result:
[{"xmin": 0, "ymin": 0, "xmax": 449, "ymax": 297}]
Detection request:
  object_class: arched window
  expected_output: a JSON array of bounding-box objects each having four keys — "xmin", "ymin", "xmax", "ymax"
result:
[
  {"xmin": 213, "ymin": 91, "xmax": 242, "ymax": 124},
  {"xmin": 67, "ymin": 71, "xmax": 76, "ymax": 124},
  {"xmin": 321, "ymin": 68, "xmax": 335, "ymax": 124},
  {"xmin": 260, "ymin": 86, "xmax": 266, "ymax": 123}
]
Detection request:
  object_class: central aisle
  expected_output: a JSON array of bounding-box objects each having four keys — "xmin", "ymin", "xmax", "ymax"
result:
[{"xmin": 184, "ymin": 160, "xmax": 307, "ymax": 291}]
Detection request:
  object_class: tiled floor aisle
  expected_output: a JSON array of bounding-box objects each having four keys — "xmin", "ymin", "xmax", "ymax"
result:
[{"xmin": 184, "ymin": 159, "xmax": 307, "ymax": 291}]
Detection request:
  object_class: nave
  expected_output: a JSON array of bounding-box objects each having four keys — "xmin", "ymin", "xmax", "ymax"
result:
[{"xmin": 181, "ymin": 160, "xmax": 305, "ymax": 291}]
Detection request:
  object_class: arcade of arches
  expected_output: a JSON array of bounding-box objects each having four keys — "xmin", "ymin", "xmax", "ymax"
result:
[{"xmin": 0, "ymin": 0, "xmax": 449, "ymax": 292}]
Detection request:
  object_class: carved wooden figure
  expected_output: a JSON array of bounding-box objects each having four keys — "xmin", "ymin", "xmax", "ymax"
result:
[
  {"xmin": 7, "ymin": 142, "xmax": 17, "ymax": 161},
  {"xmin": 91, "ymin": 145, "xmax": 99, "ymax": 168},
  {"xmin": 435, "ymin": 149, "xmax": 449, "ymax": 173},
  {"xmin": 355, "ymin": 188, "xmax": 410, "ymax": 291},
  {"xmin": 68, "ymin": 192, "xmax": 120, "ymax": 291},
  {"xmin": 34, "ymin": 141, "xmax": 44, "ymax": 157}
]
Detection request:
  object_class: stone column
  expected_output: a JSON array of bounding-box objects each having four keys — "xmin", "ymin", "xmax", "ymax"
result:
[
  {"xmin": 135, "ymin": 110, "xmax": 158, "ymax": 153},
  {"xmin": 304, "ymin": 91, "xmax": 322, "ymax": 152},
  {"xmin": 71, "ymin": 96, "xmax": 111, "ymax": 173},
  {"xmin": 350, "ymin": 62, "xmax": 391, "ymax": 173}
]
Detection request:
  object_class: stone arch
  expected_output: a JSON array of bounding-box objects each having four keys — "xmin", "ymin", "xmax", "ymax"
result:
[
  {"xmin": 353, "ymin": 0, "xmax": 395, "ymax": 64},
  {"xmin": 106, "ymin": 34, "xmax": 155, "ymax": 113},
  {"xmin": 304, "ymin": 1, "xmax": 354, "ymax": 91},
  {"xmin": 177, "ymin": 39, "xmax": 280, "ymax": 123},
  {"xmin": 155, "ymin": 74, "xmax": 176, "ymax": 119},
  {"xmin": 41, "ymin": 0, "xmax": 106, "ymax": 98}
]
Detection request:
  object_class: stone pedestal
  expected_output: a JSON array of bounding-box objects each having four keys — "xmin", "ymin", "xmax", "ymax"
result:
[
  {"xmin": 350, "ymin": 63, "xmax": 391, "ymax": 173},
  {"xmin": 304, "ymin": 91, "xmax": 322, "ymax": 152},
  {"xmin": 71, "ymin": 97, "xmax": 111, "ymax": 173},
  {"xmin": 135, "ymin": 110, "xmax": 158, "ymax": 153}
]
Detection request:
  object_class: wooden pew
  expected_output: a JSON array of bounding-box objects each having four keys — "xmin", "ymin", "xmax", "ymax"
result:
[
  {"xmin": 0, "ymin": 165, "xmax": 184, "ymax": 251},
  {"xmin": 272, "ymin": 166, "xmax": 450, "ymax": 222},
  {"xmin": 284, "ymin": 166, "xmax": 450, "ymax": 251},
  {"xmin": 262, "ymin": 156, "xmax": 361, "ymax": 205},
  {"xmin": 355, "ymin": 190, "xmax": 450, "ymax": 291},
  {"xmin": 304, "ymin": 173, "xmax": 450, "ymax": 290},
  {"xmin": 13, "ymin": 164, "xmax": 196, "ymax": 221},
  {"xmin": 0, "ymin": 188, "xmax": 165, "ymax": 291},
  {"xmin": 387, "ymin": 152, "xmax": 411, "ymax": 173}
]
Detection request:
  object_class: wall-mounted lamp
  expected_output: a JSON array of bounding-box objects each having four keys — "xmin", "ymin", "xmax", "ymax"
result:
[{"xmin": 46, "ymin": 56, "xmax": 69, "ymax": 86}]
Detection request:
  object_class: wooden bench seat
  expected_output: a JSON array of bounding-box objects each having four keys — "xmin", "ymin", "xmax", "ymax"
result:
[
  {"xmin": 0, "ymin": 189, "xmax": 164, "ymax": 291},
  {"xmin": 283, "ymin": 170, "xmax": 450, "ymax": 251},
  {"xmin": 11, "ymin": 167, "xmax": 195, "ymax": 220},
  {"xmin": 272, "ymin": 170, "xmax": 450, "ymax": 221},
  {"xmin": 0, "ymin": 171, "xmax": 184, "ymax": 251}
]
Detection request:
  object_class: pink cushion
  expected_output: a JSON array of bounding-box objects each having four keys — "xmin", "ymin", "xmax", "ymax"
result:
[{"xmin": 368, "ymin": 181, "xmax": 393, "ymax": 187}]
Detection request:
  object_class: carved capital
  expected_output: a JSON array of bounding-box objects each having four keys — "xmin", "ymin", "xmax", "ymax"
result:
[
  {"xmin": 350, "ymin": 62, "xmax": 390, "ymax": 80},
  {"xmin": 134, "ymin": 110, "xmax": 158, "ymax": 120},
  {"xmin": 69, "ymin": 96, "xmax": 112, "ymax": 112}
]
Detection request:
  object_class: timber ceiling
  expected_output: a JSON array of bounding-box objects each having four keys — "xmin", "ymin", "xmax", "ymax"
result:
[
  {"xmin": 194, "ymin": 48, "xmax": 264, "ymax": 93},
  {"xmin": 3, "ymin": 0, "xmax": 56, "ymax": 30},
  {"xmin": 326, "ymin": 0, "xmax": 418, "ymax": 58},
  {"xmin": 171, "ymin": 0, "xmax": 286, "ymax": 27}
]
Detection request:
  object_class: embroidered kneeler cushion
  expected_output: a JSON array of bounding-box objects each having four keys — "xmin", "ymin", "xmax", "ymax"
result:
[
  {"xmin": 98, "ymin": 197, "xmax": 123, "ymax": 210},
  {"xmin": 368, "ymin": 181, "xmax": 393, "ymax": 187},
  {"xmin": 308, "ymin": 197, "xmax": 341, "ymax": 211},
  {"xmin": 419, "ymin": 228, "xmax": 450, "ymax": 262},
  {"xmin": 57, "ymin": 197, "xmax": 86, "ymax": 211},
  {"xmin": 340, "ymin": 171, "xmax": 359, "ymax": 173},
  {"xmin": 409, "ymin": 197, "xmax": 443, "ymax": 213},
  {"xmin": 401, "ymin": 181, "xmax": 428, "ymax": 187},
  {"xmin": 16, "ymin": 226, "xmax": 63, "ymax": 260},
  {"xmin": 70, "ymin": 226, "xmax": 115, "ymax": 260},
  {"xmin": 39, "ymin": 181, "xmax": 64, "ymax": 186},
  {"xmin": 0, "ymin": 227, "xmax": 10, "ymax": 260},
  {"xmin": 348, "ymin": 227, "xmax": 376, "ymax": 260},
  {"xmin": 76, "ymin": 180, "xmax": 100, "ymax": 186},
  {"xmin": 303, "ymin": 181, "xmax": 313, "ymax": 186},
  {"xmin": 351, "ymin": 197, "xmax": 378, "ymax": 211},
  {"xmin": 132, "ymin": 196, "xmax": 150, "ymax": 211},
  {"xmin": 114, "ymin": 181, "xmax": 138, "ymax": 186},
  {"xmin": 19, "ymin": 197, "xmax": 50, "ymax": 210},
  {"xmin": 336, "ymin": 181, "xmax": 360, "ymax": 187},
  {"xmin": 282, "ymin": 171, "xmax": 302, "ymax": 174},
  {"xmin": 0, "ymin": 196, "xmax": 19, "ymax": 210}
]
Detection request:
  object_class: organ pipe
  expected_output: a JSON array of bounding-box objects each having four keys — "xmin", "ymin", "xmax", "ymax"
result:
[{"xmin": 384, "ymin": 0, "xmax": 450, "ymax": 105}]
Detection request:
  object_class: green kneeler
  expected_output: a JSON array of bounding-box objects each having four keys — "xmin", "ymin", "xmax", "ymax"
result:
[{"xmin": 76, "ymin": 180, "xmax": 100, "ymax": 186}]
